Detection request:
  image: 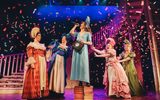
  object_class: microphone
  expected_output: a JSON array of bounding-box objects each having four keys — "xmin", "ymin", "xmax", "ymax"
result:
[
  {"xmin": 75, "ymin": 23, "xmax": 79, "ymax": 27},
  {"xmin": 70, "ymin": 21, "xmax": 79, "ymax": 26}
]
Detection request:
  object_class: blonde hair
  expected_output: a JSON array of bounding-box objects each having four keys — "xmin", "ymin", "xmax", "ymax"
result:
[{"xmin": 30, "ymin": 27, "xmax": 40, "ymax": 39}]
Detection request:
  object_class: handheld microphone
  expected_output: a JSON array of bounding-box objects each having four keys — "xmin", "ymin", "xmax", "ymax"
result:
[{"xmin": 75, "ymin": 23, "xmax": 79, "ymax": 26}]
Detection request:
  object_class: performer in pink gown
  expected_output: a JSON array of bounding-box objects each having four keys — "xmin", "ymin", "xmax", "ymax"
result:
[{"xmin": 92, "ymin": 38, "xmax": 131, "ymax": 99}]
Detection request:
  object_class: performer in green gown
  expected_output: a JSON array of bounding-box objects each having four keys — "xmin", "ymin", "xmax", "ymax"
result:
[{"xmin": 119, "ymin": 39, "xmax": 145, "ymax": 96}]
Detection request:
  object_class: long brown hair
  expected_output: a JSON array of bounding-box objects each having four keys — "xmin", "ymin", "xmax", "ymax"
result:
[{"xmin": 82, "ymin": 21, "xmax": 92, "ymax": 33}]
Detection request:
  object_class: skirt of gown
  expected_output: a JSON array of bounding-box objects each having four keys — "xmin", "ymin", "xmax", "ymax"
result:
[
  {"xmin": 49, "ymin": 55, "xmax": 65, "ymax": 93},
  {"xmin": 103, "ymin": 62, "xmax": 131, "ymax": 98}
]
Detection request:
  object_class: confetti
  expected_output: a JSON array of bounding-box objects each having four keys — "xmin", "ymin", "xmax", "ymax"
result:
[
  {"xmin": 3, "ymin": 27, "xmax": 7, "ymax": 32},
  {"xmin": 0, "ymin": 1, "xmax": 159, "ymax": 91},
  {"xmin": 19, "ymin": 9, "xmax": 23, "ymax": 14}
]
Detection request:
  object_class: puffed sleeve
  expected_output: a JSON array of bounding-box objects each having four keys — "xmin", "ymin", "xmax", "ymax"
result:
[
  {"xmin": 108, "ymin": 49, "xmax": 116, "ymax": 56},
  {"xmin": 73, "ymin": 32, "xmax": 79, "ymax": 37},
  {"xmin": 25, "ymin": 47, "xmax": 36, "ymax": 66},
  {"xmin": 129, "ymin": 52, "xmax": 136, "ymax": 58}
]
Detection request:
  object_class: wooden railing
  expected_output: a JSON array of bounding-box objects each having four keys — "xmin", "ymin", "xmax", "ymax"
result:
[
  {"xmin": 91, "ymin": 0, "xmax": 126, "ymax": 50},
  {"xmin": 0, "ymin": 53, "xmax": 26, "ymax": 76},
  {"xmin": 90, "ymin": 0, "xmax": 144, "ymax": 50},
  {"xmin": 91, "ymin": 10, "xmax": 125, "ymax": 47}
]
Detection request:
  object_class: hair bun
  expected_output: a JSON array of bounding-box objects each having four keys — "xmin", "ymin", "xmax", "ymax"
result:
[
  {"xmin": 31, "ymin": 27, "xmax": 40, "ymax": 39},
  {"xmin": 107, "ymin": 38, "xmax": 115, "ymax": 46}
]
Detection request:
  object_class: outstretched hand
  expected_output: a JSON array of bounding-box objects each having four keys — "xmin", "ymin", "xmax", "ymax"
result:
[
  {"xmin": 59, "ymin": 44, "xmax": 66, "ymax": 50},
  {"xmin": 48, "ymin": 45, "xmax": 54, "ymax": 49},
  {"xmin": 94, "ymin": 52, "xmax": 98, "ymax": 57},
  {"xmin": 117, "ymin": 57, "xmax": 121, "ymax": 60},
  {"xmin": 91, "ymin": 46, "xmax": 96, "ymax": 51}
]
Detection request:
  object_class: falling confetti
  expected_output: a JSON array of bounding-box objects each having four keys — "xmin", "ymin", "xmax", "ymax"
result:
[
  {"xmin": 33, "ymin": 8, "xmax": 37, "ymax": 14},
  {"xmin": 3, "ymin": 27, "xmax": 7, "ymax": 32},
  {"xmin": 0, "ymin": 0, "xmax": 159, "ymax": 91},
  {"xmin": 19, "ymin": 9, "xmax": 23, "ymax": 14}
]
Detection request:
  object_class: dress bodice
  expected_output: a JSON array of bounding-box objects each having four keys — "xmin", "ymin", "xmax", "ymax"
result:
[
  {"xmin": 105, "ymin": 49, "xmax": 118, "ymax": 65},
  {"xmin": 74, "ymin": 32, "xmax": 92, "ymax": 42}
]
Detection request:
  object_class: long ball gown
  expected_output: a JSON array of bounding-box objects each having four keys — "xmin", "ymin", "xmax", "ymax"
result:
[
  {"xmin": 70, "ymin": 32, "xmax": 92, "ymax": 83},
  {"xmin": 48, "ymin": 42, "xmax": 70, "ymax": 94},
  {"xmin": 120, "ymin": 52, "xmax": 144, "ymax": 96},
  {"xmin": 103, "ymin": 49, "xmax": 131, "ymax": 98},
  {"xmin": 22, "ymin": 42, "xmax": 49, "ymax": 99}
]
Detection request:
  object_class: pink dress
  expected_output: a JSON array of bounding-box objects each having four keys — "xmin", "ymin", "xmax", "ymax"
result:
[{"xmin": 103, "ymin": 49, "xmax": 131, "ymax": 98}]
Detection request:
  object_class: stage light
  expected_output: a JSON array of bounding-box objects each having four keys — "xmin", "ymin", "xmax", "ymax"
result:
[
  {"xmin": 90, "ymin": 0, "xmax": 100, "ymax": 5},
  {"xmin": 78, "ymin": 0, "xmax": 83, "ymax": 5},
  {"xmin": 49, "ymin": 0, "xmax": 52, "ymax": 5},
  {"xmin": 96, "ymin": 0, "xmax": 99, "ymax": 5},
  {"xmin": 101, "ymin": 0, "xmax": 107, "ymax": 5},
  {"xmin": 36, "ymin": 6, "xmax": 118, "ymax": 21}
]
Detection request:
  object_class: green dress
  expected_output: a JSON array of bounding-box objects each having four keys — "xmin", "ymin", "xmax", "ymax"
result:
[{"xmin": 120, "ymin": 52, "xmax": 144, "ymax": 96}]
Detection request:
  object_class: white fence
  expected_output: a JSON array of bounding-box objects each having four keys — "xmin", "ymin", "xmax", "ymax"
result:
[{"xmin": 0, "ymin": 53, "xmax": 26, "ymax": 76}]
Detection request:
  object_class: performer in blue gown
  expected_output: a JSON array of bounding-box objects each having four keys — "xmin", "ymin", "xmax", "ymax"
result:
[
  {"xmin": 70, "ymin": 17, "xmax": 92, "ymax": 86},
  {"xmin": 47, "ymin": 34, "xmax": 70, "ymax": 96}
]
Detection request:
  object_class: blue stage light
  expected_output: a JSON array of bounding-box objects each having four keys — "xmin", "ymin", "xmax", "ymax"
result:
[
  {"xmin": 35, "ymin": 6, "xmax": 118, "ymax": 22},
  {"xmin": 78, "ymin": 0, "xmax": 83, "ymax": 5},
  {"xmin": 101, "ymin": 0, "xmax": 107, "ymax": 5}
]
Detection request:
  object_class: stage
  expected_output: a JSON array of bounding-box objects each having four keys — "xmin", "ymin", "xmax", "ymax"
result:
[
  {"xmin": 0, "ymin": 89, "xmax": 159, "ymax": 100},
  {"xmin": 0, "ymin": 0, "xmax": 160, "ymax": 100}
]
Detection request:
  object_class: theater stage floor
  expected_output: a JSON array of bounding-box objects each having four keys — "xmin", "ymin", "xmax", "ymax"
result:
[{"xmin": 0, "ymin": 89, "xmax": 159, "ymax": 100}]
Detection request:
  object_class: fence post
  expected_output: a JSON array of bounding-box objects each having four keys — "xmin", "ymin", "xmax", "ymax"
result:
[
  {"xmin": 11, "ymin": 55, "xmax": 15, "ymax": 74},
  {"xmin": 3, "ymin": 57, "xmax": 7, "ymax": 76},
  {"xmin": 19, "ymin": 54, "xmax": 23, "ymax": 72},
  {"xmin": 16, "ymin": 55, "xmax": 19, "ymax": 73},
  {"xmin": 0, "ymin": 58, "xmax": 2, "ymax": 74},
  {"xmin": 7, "ymin": 56, "xmax": 11, "ymax": 76}
]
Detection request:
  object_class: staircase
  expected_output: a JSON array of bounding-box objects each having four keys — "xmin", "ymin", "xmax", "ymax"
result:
[
  {"xmin": 123, "ymin": 0, "xmax": 144, "ymax": 35},
  {"xmin": 89, "ymin": 0, "xmax": 145, "ymax": 84},
  {"xmin": 0, "ymin": 72, "xmax": 24, "ymax": 94},
  {"xmin": 0, "ymin": 53, "xmax": 25, "ymax": 94},
  {"xmin": 90, "ymin": 0, "xmax": 144, "ymax": 51}
]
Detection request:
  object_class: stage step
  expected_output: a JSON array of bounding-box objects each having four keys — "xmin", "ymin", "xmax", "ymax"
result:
[
  {"xmin": 0, "ymin": 89, "xmax": 22, "ymax": 94},
  {"xmin": 0, "ymin": 78, "xmax": 23, "ymax": 83},
  {"xmin": 0, "ymin": 72, "xmax": 24, "ymax": 94},
  {"xmin": 3, "ymin": 75, "xmax": 24, "ymax": 79},
  {"xmin": 12, "ymin": 72, "xmax": 24, "ymax": 76}
]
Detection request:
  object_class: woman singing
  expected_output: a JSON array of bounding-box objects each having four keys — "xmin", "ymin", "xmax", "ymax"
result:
[{"xmin": 70, "ymin": 17, "xmax": 92, "ymax": 86}]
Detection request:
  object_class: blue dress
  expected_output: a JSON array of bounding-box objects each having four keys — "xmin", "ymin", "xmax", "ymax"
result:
[
  {"xmin": 48, "ymin": 41, "xmax": 70, "ymax": 87},
  {"xmin": 70, "ymin": 32, "xmax": 92, "ymax": 83}
]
